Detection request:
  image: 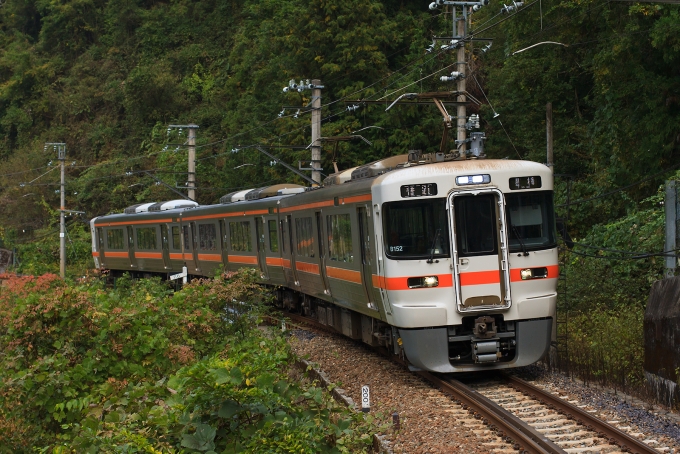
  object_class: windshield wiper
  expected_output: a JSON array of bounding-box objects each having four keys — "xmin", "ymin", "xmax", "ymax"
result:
[
  {"xmin": 511, "ymin": 225, "xmax": 530, "ymax": 256},
  {"xmin": 427, "ymin": 228, "xmax": 441, "ymax": 264}
]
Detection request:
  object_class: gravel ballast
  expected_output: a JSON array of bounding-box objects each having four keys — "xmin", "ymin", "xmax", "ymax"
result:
[{"xmin": 289, "ymin": 329, "xmax": 680, "ymax": 453}]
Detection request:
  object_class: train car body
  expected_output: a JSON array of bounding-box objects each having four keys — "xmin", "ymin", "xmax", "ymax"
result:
[{"xmin": 91, "ymin": 156, "xmax": 557, "ymax": 373}]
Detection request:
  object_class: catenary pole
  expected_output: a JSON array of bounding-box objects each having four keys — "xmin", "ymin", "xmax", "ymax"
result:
[
  {"xmin": 311, "ymin": 79, "xmax": 322, "ymax": 186},
  {"xmin": 457, "ymin": 8, "xmax": 467, "ymax": 158},
  {"xmin": 547, "ymin": 102, "xmax": 553, "ymax": 172}
]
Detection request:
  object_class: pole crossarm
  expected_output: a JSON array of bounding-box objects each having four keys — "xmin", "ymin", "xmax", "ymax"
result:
[
  {"xmin": 255, "ymin": 146, "xmax": 317, "ymax": 186},
  {"xmin": 142, "ymin": 171, "xmax": 196, "ymax": 201}
]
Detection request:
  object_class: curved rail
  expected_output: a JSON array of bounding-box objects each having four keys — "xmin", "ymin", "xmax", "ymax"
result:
[
  {"xmin": 417, "ymin": 371, "xmax": 565, "ymax": 454},
  {"xmin": 503, "ymin": 374, "xmax": 660, "ymax": 454}
]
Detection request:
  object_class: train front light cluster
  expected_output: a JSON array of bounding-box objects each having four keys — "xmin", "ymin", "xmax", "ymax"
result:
[
  {"xmin": 520, "ymin": 267, "xmax": 548, "ymax": 280},
  {"xmin": 407, "ymin": 276, "xmax": 439, "ymax": 289}
]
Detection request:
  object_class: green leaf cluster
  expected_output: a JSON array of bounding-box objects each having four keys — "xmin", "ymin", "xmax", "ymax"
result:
[{"xmin": 0, "ymin": 270, "xmax": 375, "ymax": 452}]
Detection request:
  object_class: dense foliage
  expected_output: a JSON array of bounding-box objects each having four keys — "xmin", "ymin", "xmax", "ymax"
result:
[{"xmin": 0, "ymin": 271, "xmax": 377, "ymax": 452}]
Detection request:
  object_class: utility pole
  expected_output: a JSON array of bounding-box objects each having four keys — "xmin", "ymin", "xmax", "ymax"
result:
[
  {"xmin": 546, "ymin": 102, "xmax": 553, "ymax": 172},
  {"xmin": 45, "ymin": 143, "xmax": 67, "ymax": 278},
  {"xmin": 282, "ymin": 79, "xmax": 324, "ymax": 186},
  {"xmin": 456, "ymin": 9, "xmax": 467, "ymax": 156},
  {"xmin": 311, "ymin": 79, "xmax": 322, "ymax": 186},
  {"xmin": 167, "ymin": 124, "xmax": 199, "ymax": 201}
]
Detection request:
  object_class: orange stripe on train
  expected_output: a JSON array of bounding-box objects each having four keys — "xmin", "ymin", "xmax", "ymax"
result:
[
  {"xmin": 296, "ymin": 261, "xmax": 320, "ymax": 274},
  {"xmin": 326, "ymin": 266, "xmax": 362, "ymax": 284},
  {"xmin": 228, "ymin": 255, "xmax": 258, "ymax": 265}
]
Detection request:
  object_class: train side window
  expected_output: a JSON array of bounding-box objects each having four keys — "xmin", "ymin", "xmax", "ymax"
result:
[
  {"xmin": 107, "ymin": 229, "xmax": 124, "ymax": 249},
  {"xmin": 171, "ymin": 226, "xmax": 181, "ymax": 250},
  {"xmin": 97, "ymin": 228, "xmax": 105, "ymax": 250},
  {"xmin": 327, "ymin": 214, "xmax": 353, "ymax": 262},
  {"xmin": 182, "ymin": 225, "xmax": 192, "ymax": 251},
  {"xmin": 268, "ymin": 220, "xmax": 279, "ymax": 252},
  {"xmin": 198, "ymin": 223, "xmax": 217, "ymax": 250},
  {"xmin": 136, "ymin": 227, "xmax": 158, "ymax": 250},
  {"xmin": 295, "ymin": 217, "xmax": 314, "ymax": 257},
  {"xmin": 229, "ymin": 221, "xmax": 252, "ymax": 252}
]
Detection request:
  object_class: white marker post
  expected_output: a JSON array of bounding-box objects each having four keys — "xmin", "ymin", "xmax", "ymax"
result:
[
  {"xmin": 169, "ymin": 266, "xmax": 188, "ymax": 285},
  {"xmin": 361, "ymin": 385, "xmax": 370, "ymax": 413}
]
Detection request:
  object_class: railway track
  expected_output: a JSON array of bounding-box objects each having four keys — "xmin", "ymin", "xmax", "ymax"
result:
[{"xmin": 277, "ymin": 311, "xmax": 672, "ymax": 454}]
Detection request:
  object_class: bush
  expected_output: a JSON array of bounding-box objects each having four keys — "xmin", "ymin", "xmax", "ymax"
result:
[{"xmin": 0, "ymin": 271, "xmax": 375, "ymax": 453}]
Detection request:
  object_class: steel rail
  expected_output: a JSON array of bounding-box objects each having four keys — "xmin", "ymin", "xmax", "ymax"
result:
[
  {"xmin": 416, "ymin": 372, "xmax": 565, "ymax": 454},
  {"xmin": 503, "ymin": 374, "xmax": 660, "ymax": 454}
]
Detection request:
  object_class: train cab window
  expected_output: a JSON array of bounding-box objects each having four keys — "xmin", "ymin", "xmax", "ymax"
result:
[
  {"xmin": 171, "ymin": 226, "xmax": 181, "ymax": 250},
  {"xmin": 198, "ymin": 223, "xmax": 217, "ymax": 250},
  {"xmin": 229, "ymin": 221, "xmax": 252, "ymax": 252},
  {"xmin": 106, "ymin": 229, "xmax": 124, "ymax": 250},
  {"xmin": 295, "ymin": 217, "xmax": 314, "ymax": 257},
  {"xmin": 505, "ymin": 191, "xmax": 556, "ymax": 252},
  {"xmin": 268, "ymin": 220, "xmax": 279, "ymax": 252},
  {"xmin": 327, "ymin": 214, "xmax": 353, "ymax": 262},
  {"xmin": 182, "ymin": 225, "xmax": 192, "ymax": 251},
  {"xmin": 383, "ymin": 198, "xmax": 449, "ymax": 259},
  {"xmin": 136, "ymin": 227, "xmax": 158, "ymax": 250},
  {"xmin": 454, "ymin": 194, "xmax": 497, "ymax": 256}
]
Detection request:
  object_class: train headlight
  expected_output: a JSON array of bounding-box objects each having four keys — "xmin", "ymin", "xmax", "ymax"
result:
[
  {"xmin": 456, "ymin": 174, "xmax": 491, "ymax": 185},
  {"xmin": 520, "ymin": 267, "xmax": 548, "ymax": 280},
  {"xmin": 407, "ymin": 276, "xmax": 439, "ymax": 288}
]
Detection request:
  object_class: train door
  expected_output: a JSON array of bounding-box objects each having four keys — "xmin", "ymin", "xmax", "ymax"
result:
[
  {"xmin": 96, "ymin": 227, "xmax": 105, "ymax": 268},
  {"xmin": 315, "ymin": 211, "xmax": 331, "ymax": 295},
  {"xmin": 357, "ymin": 207, "xmax": 377, "ymax": 309},
  {"xmin": 449, "ymin": 189, "xmax": 511, "ymax": 311},
  {"xmin": 127, "ymin": 226, "xmax": 138, "ymax": 269},
  {"xmin": 255, "ymin": 217, "xmax": 268, "ymax": 279},
  {"xmin": 160, "ymin": 225, "xmax": 171, "ymax": 270},
  {"xmin": 219, "ymin": 220, "xmax": 229, "ymax": 266},
  {"xmin": 190, "ymin": 221, "xmax": 201, "ymax": 272},
  {"xmin": 286, "ymin": 215, "xmax": 300, "ymax": 286}
]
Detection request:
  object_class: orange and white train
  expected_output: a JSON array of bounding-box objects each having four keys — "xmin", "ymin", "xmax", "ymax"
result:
[{"xmin": 91, "ymin": 153, "xmax": 558, "ymax": 372}]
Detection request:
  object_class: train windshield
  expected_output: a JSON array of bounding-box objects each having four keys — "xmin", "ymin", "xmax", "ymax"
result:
[
  {"xmin": 505, "ymin": 191, "xmax": 556, "ymax": 253},
  {"xmin": 383, "ymin": 198, "xmax": 450, "ymax": 259}
]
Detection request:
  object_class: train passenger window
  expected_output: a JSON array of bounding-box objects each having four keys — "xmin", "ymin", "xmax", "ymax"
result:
[
  {"xmin": 268, "ymin": 220, "xmax": 279, "ymax": 252},
  {"xmin": 136, "ymin": 227, "xmax": 158, "ymax": 250},
  {"xmin": 383, "ymin": 198, "xmax": 449, "ymax": 259},
  {"xmin": 295, "ymin": 217, "xmax": 314, "ymax": 257},
  {"xmin": 505, "ymin": 191, "xmax": 556, "ymax": 252},
  {"xmin": 198, "ymin": 223, "xmax": 217, "ymax": 250},
  {"xmin": 171, "ymin": 226, "xmax": 181, "ymax": 250},
  {"xmin": 229, "ymin": 221, "xmax": 252, "ymax": 252},
  {"xmin": 454, "ymin": 195, "xmax": 497, "ymax": 256},
  {"xmin": 182, "ymin": 225, "xmax": 192, "ymax": 251},
  {"xmin": 327, "ymin": 214, "xmax": 353, "ymax": 262},
  {"xmin": 106, "ymin": 229, "xmax": 124, "ymax": 249}
]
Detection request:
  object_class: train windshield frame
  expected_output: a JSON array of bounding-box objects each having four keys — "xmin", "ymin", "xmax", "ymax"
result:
[
  {"xmin": 505, "ymin": 190, "xmax": 556, "ymax": 253},
  {"xmin": 383, "ymin": 198, "xmax": 450, "ymax": 260}
]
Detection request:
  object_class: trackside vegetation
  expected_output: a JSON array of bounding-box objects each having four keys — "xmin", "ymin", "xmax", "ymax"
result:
[{"xmin": 0, "ymin": 270, "xmax": 377, "ymax": 453}]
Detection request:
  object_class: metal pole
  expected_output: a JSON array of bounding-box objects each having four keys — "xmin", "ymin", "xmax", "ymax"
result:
[
  {"xmin": 311, "ymin": 79, "xmax": 322, "ymax": 186},
  {"xmin": 665, "ymin": 180, "xmax": 677, "ymax": 279},
  {"xmin": 546, "ymin": 102, "xmax": 553, "ymax": 172},
  {"xmin": 456, "ymin": 10, "xmax": 467, "ymax": 158},
  {"xmin": 59, "ymin": 148, "xmax": 66, "ymax": 278},
  {"xmin": 187, "ymin": 125, "xmax": 197, "ymax": 201}
]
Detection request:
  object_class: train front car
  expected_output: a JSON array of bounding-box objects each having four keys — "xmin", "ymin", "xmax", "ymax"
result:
[{"xmin": 373, "ymin": 159, "xmax": 557, "ymax": 372}]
